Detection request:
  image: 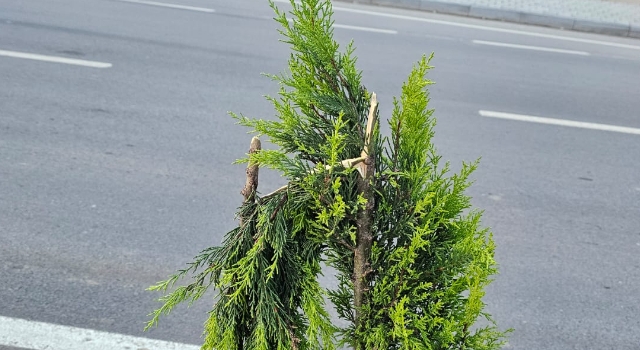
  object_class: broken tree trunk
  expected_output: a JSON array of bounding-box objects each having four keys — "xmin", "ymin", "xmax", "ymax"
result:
[
  {"xmin": 241, "ymin": 136, "xmax": 261, "ymax": 204},
  {"xmin": 353, "ymin": 93, "xmax": 378, "ymax": 350}
]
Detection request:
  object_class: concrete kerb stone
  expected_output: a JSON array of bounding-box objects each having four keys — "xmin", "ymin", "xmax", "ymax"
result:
[
  {"xmin": 467, "ymin": 6, "xmax": 521, "ymax": 23},
  {"xmin": 572, "ymin": 19, "xmax": 631, "ymax": 36},
  {"xmin": 419, "ymin": 1, "xmax": 470, "ymax": 16},
  {"xmin": 519, "ymin": 13, "xmax": 575, "ymax": 30},
  {"xmin": 375, "ymin": 0, "xmax": 421, "ymax": 10},
  {"xmin": 336, "ymin": 0, "xmax": 638, "ymax": 38}
]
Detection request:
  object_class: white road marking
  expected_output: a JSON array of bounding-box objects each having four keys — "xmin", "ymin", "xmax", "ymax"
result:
[
  {"xmin": 272, "ymin": 0, "xmax": 640, "ymax": 51},
  {"xmin": 472, "ymin": 40, "xmax": 590, "ymax": 55},
  {"xmin": 479, "ymin": 110, "xmax": 640, "ymax": 135},
  {"xmin": 334, "ymin": 24, "xmax": 397, "ymax": 34},
  {"xmin": 0, "ymin": 50, "xmax": 112, "ymax": 68},
  {"xmin": 114, "ymin": 0, "xmax": 215, "ymax": 13},
  {"xmin": 284, "ymin": 17, "xmax": 394, "ymax": 34},
  {"xmin": 0, "ymin": 315, "xmax": 200, "ymax": 350}
]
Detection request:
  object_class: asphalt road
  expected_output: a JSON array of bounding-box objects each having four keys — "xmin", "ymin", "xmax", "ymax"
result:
[{"xmin": 1, "ymin": 0, "xmax": 639, "ymax": 349}]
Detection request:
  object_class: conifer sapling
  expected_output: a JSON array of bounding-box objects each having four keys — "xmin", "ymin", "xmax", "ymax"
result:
[{"xmin": 146, "ymin": 0, "xmax": 509, "ymax": 349}]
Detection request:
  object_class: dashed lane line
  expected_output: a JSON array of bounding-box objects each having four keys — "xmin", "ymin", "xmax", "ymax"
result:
[
  {"xmin": 0, "ymin": 50, "xmax": 112, "ymax": 68},
  {"xmin": 472, "ymin": 40, "xmax": 590, "ymax": 55},
  {"xmin": 479, "ymin": 110, "xmax": 640, "ymax": 135},
  {"xmin": 113, "ymin": 0, "xmax": 215, "ymax": 13},
  {"xmin": 334, "ymin": 24, "xmax": 397, "ymax": 34}
]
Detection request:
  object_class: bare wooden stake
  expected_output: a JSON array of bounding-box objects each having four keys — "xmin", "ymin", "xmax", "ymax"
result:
[
  {"xmin": 362, "ymin": 93, "xmax": 378, "ymax": 157},
  {"xmin": 241, "ymin": 136, "xmax": 261, "ymax": 203},
  {"xmin": 353, "ymin": 93, "xmax": 378, "ymax": 350}
]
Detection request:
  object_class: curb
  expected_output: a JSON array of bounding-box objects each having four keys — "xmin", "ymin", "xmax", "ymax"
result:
[{"xmin": 338, "ymin": 0, "xmax": 640, "ymax": 38}]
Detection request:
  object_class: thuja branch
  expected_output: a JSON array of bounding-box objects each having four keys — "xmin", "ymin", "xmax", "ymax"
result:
[{"xmin": 260, "ymin": 155, "xmax": 367, "ymax": 200}]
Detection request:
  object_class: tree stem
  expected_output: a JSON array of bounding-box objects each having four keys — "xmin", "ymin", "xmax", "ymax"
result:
[
  {"xmin": 237, "ymin": 136, "xmax": 261, "ymax": 350},
  {"xmin": 354, "ymin": 93, "xmax": 378, "ymax": 350}
]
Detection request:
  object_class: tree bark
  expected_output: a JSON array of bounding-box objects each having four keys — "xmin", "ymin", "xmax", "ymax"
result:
[{"xmin": 353, "ymin": 93, "xmax": 378, "ymax": 350}]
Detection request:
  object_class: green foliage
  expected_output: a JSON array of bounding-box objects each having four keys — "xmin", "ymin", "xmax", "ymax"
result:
[{"xmin": 147, "ymin": 0, "xmax": 509, "ymax": 349}]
